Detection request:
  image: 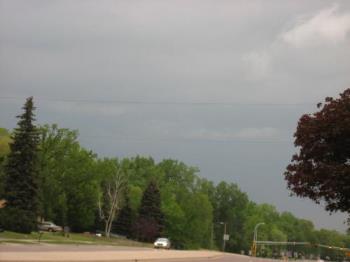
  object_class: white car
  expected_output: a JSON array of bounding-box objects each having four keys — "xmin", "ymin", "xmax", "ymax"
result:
[{"xmin": 154, "ymin": 238, "xmax": 171, "ymax": 249}]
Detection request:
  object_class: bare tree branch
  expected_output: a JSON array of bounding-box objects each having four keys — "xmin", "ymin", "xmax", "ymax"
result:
[{"xmin": 98, "ymin": 165, "xmax": 127, "ymax": 238}]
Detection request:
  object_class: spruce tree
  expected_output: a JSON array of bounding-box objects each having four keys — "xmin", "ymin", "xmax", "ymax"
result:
[
  {"xmin": 2, "ymin": 97, "xmax": 40, "ymax": 233},
  {"xmin": 134, "ymin": 180, "xmax": 164, "ymax": 241}
]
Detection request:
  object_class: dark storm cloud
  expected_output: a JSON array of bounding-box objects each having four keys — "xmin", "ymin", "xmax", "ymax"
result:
[{"xmin": 1, "ymin": 0, "xmax": 350, "ymax": 231}]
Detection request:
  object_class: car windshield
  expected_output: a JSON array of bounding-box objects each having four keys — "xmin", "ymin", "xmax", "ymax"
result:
[
  {"xmin": 41, "ymin": 222, "xmax": 55, "ymax": 226},
  {"xmin": 156, "ymin": 238, "xmax": 168, "ymax": 242}
]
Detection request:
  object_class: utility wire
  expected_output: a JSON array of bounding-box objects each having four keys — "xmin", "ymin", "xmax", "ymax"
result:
[
  {"xmin": 0, "ymin": 96, "xmax": 316, "ymax": 107},
  {"xmin": 80, "ymin": 135, "xmax": 292, "ymax": 143}
]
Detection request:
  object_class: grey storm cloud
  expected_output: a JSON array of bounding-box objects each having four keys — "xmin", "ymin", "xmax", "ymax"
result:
[{"xmin": 1, "ymin": 0, "xmax": 350, "ymax": 231}]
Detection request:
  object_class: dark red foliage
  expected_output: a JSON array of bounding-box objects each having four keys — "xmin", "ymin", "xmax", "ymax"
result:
[
  {"xmin": 284, "ymin": 89, "xmax": 350, "ymax": 214},
  {"xmin": 132, "ymin": 217, "xmax": 159, "ymax": 242}
]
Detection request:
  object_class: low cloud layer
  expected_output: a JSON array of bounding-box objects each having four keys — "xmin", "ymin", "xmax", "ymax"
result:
[
  {"xmin": 188, "ymin": 127, "xmax": 280, "ymax": 141},
  {"xmin": 282, "ymin": 4, "xmax": 350, "ymax": 47}
]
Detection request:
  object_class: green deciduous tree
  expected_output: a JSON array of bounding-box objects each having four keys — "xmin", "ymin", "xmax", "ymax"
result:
[
  {"xmin": 0, "ymin": 128, "xmax": 11, "ymax": 157},
  {"xmin": 64, "ymin": 147, "xmax": 99, "ymax": 232},
  {"xmin": 182, "ymin": 192, "xmax": 213, "ymax": 249},
  {"xmin": 213, "ymin": 181, "xmax": 250, "ymax": 252},
  {"xmin": 157, "ymin": 159, "xmax": 213, "ymax": 249},
  {"xmin": 0, "ymin": 128, "xmax": 11, "ymax": 198},
  {"xmin": 125, "ymin": 156, "xmax": 162, "ymax": 188},
  {"xmin": 128, "ymin": 185, "xmax": 143, "ymax": 212},
  {"xmin": 161, "ymin": 192, "xmax": 186, "ymax": 247},
  {"xmin": 38, "ymin": 124, "xmax": 99, "ymax": 231},
  {"xmin": 38, "ymin": 124, "xmax": 79, "ymax": 224},
  {"xmin": 2, "ymin": 97, "xmax": 39, "ymax": 233}
]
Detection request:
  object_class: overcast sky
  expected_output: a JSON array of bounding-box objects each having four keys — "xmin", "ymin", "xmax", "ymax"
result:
[{"xmin": 1, "ymin": 0, "xmax": 350, "ymax": 232}]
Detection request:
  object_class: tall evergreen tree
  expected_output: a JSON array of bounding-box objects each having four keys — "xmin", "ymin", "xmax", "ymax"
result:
[
  {"xmin": 1, "ymin": 97, "xmax": 40, "ymax": 233},
  {"xmin": 134, "ymin": 180, "xmax": 164, "ymax": 242}
]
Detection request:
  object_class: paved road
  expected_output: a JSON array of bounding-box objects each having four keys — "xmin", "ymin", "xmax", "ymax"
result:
[
  {"xmin": 156, "ymin": 254, "xmax": 278, "ymax": 262},
  {"xmin": 0, "ymin": 244, "xmax": 303, "ymax": 262},
  {"xmin": 0, "ymin": 243, "xmax": 150, "ymax": 252},
  {"xmin": 146, "ymin": 254, "xmax": 291, "ymax": 262},
  {"xmin": 0, "ymin": 243, "xmax": 222, "ymax": 261}
]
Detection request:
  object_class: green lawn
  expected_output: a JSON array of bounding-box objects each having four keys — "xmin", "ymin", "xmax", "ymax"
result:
[{"xmin": 0, "ymin": 231, "xmax": 152, "ymax": 247}]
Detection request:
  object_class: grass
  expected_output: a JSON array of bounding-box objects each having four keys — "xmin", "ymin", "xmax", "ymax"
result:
[{"xmin": 0, "ymin": 231, "xmax": 153, "ymax": 247}]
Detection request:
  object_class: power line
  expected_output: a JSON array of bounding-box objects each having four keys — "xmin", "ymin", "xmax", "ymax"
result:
[
  {"xmin": 0, "ymin": 96, "xmax": 316, "ymax": 107},
  {"xmin": 80, "ymin": 134, "xmax": 291, "ymax": 144}
]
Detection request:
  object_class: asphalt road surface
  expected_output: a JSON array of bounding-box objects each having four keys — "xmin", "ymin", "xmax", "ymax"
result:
[
  {"xmin": 150, "ymin": 254, "xmax": 281, "ymax": 262},
  {"xmin": 0, "ymin": 244, "xmax": 302, "ymax": 262},
  {"xmin": 0, "ymin": 244, "xmax": 151, "ymax": 252}
]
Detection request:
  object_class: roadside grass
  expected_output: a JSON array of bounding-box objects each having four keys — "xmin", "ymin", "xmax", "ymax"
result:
[{"xmin": 0, "ymin": 231, "xmax": 152, "ymax": 247}]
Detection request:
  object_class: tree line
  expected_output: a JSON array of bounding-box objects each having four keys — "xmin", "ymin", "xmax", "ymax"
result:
[{"xmin": 0, "ymin": 97, "xmax": 349, "ymax": 260}]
